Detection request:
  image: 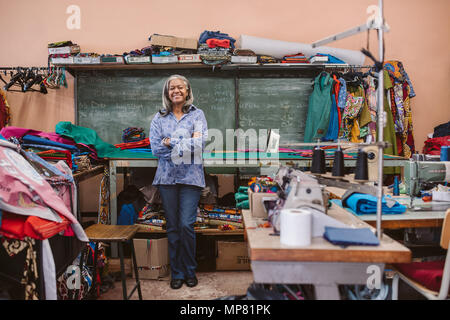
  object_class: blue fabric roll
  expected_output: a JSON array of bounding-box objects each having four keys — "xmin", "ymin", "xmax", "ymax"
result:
[{"xmin": 344, "ymin": 193, "xmax": 406, "ymax": 215}]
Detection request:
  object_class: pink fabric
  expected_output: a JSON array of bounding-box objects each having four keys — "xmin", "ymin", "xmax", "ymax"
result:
[
  {"xmin": 0, "ymin": 126, "xmax": 75, "ymax": 145},
  {"xmin": 0, "ymin": 145, "xmax": 87, "ymax": 241}
]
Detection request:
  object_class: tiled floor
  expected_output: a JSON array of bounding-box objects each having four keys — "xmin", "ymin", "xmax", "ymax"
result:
[{"xmin": 98, "ymin": 271, "xmax": 254, "ymax": 300}]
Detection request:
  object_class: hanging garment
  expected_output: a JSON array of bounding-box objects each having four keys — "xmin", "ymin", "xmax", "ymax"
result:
[
  {"xmin": 340, "ymin": 85, "xmax": 365, "ymax": 142},
  {"xmin": 364, "ymin": 75, "xmax": 378, "ymax": 143},
  {"xmin": 377, "ymin": 70, "xmax": 400, "ymax": 175},
  {"xmin": 323, "ymin": 93, "xmax": 340, "ymax": 141},
  {"xmin": 332, "ymin": 75, "xmax": 342, "ymax": 131},
  {"xmin": 0, "ymin": 89, "xmax": 11, "ymax": 130},
  {"xmin": 383, "ymin": 60, "xmax": 416, "ymax": 98},
  {"xmin": 401, "ymin": 81, "xmax": 415, "ymax": 157},
  {"xmin": 304, "ymin": 72, "xmax": 334, "ymax": 142}
]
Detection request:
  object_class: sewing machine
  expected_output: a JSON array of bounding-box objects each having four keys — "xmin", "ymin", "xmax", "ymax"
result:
[{"xmin": 404, "ymin": 159, "xmax": 450, "ymax": 197}]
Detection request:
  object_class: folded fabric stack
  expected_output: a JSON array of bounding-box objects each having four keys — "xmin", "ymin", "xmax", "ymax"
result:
[
  {"xmin": 48, "ymin": 40, "xmax": 80, "ymax": 65},
  {"xmin": 198, "ymin": 30, "xmax": 235, "ymax": 65},
  {"xmin": 342, "ymin": 192, "xmax": 407, "ymax": 215},
  {"xmin": 114, "ymin": 137, "xmax": 150, "ymax": 152},
  {"xmin": 122, "ymin": 127, "xmax": 146, "ymax": 143},
  {"xmin": 257, "ymin": 55, "xmax": 280, "ymax": 64},
  {"xmin": 323, "ymin": 226, "xmax": 380, "ymax": 247},
  {"xmin": 54, "ymin": 121, "xmax": 157, "ymax": 159},
  {"xmin": 0, "ymin": 126, "xmax": 93, "ymax": 172},
  {"xmin": 200, "ymin": 204, "xmax": 243, "ymax": 229},
  {"xmin": 282, "ymin": 52, "xmax": 309, "ymax": 63},
  {"xmin": 311, "ymin": 53, "xmax": 346, "ymax": 64}
]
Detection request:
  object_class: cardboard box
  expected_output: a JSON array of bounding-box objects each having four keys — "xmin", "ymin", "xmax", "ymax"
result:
[
  {"xmin": 151, "ymin": 55, "xmax": 178, "ymax": 64},
  {"xmin": 216, "ymin": 241, "xmax": 251, "ymax": 271},
  {"xmin": 107, "ymin": 258, "xmax": 133, "ymax": 276},
  {"xmin": 48, "ymin": 45, "xmax": 80, "ymax": 55},
  {"xmin": 73, "ymin": 56, "xmax": 101, "ymax": 64},
  {"xmin": 248, "ymin": 188, "xmax": 278, "ymax": 218},
  {"xmin": 231, "ymin": 56, "xmax": 257, "ymax": 64},
  {"xmin": 101, "ymin": 56, "xmax": 124, "ymax": 64},
  {"xmin": 124, "ymin": 55, "xmax": 151, "ymax": 64},
  {"xmin": 132, "ymin": 238, "xmax": 170, "ymax": 280},
  {"xmin": 149, "ymin": 34, "xmax": 198, "ymax": 50},
  {"xmin": 50, "ymin": 56, "xmax": 74, "ymax": 65},
  {"xmin": 178, "ymin": 54, "xmax": 201, "ymax": 63}
]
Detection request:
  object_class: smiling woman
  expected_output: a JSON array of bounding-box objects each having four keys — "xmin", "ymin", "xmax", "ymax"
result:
[{"xmin": 149, "ymin": 74, "xmax": 208, "ymax": 290}]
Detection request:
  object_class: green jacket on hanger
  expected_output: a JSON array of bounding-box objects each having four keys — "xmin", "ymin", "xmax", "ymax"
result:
[{"xmin": 304, "ymin": 72, "xmax": 333, "ymax": 142}]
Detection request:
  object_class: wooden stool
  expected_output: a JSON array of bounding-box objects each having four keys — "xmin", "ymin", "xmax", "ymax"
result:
[{"xmin": 84, "ymin": 224, "xmax": 142, "ymax": 300}]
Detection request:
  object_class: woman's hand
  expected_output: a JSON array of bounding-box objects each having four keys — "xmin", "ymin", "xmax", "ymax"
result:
[
  {"xmin": 163, "ymin": 137, "xmax": 171, "ymax": 146},
  {"xmin": 192, "ymin": 132, "xmax": 201, "ymax": 138}
]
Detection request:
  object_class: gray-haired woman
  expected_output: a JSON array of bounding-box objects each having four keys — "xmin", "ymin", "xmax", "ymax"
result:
[{"xmin": 149, "ymin": 75, "xmax": 208, "ymax": 289}]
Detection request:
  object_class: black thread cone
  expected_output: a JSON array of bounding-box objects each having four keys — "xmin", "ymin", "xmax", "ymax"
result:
[
  {"xmin": 355, "ymin": 150, "xmax": 368, "ymax": 181},
  {"xmin": 311, "ymin": 147, "xmax": 326, "ymax": 174},
  {"xmin": 332, "ymin": 149, "xmax": 345, "ymax": 177}
]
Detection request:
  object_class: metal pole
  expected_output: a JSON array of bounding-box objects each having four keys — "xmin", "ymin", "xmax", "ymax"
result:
[{"xmin": 376, "ymin": 0, "xmax": 385, "ymax": 240}]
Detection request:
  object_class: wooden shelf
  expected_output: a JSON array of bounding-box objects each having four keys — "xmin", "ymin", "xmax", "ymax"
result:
[{"xmin": 60, "ymin": 62, "xmax": 353, "ymax": 76}]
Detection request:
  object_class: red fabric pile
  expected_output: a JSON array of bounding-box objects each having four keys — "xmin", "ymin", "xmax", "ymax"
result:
[
  {"xmin": 422, "ymin": 135, "xmax": 450, "ymax": 155},
  {"xmin": 394, "ymin": 261, "xmax": 445, "ymax": 292}
]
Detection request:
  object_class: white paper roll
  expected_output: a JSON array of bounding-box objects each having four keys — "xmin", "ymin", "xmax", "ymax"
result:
[
  {"xmin": 237, "ymin": 34, "xmax": 366, "ymax": 66},
  {"xmin": 280, "ymin": 208, "xmax": 312, "ymax": 246}
]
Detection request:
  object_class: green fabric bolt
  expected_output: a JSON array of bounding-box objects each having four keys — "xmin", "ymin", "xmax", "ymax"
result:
[
  {"xmin": 55, "ymin": 121, "xmax": 157, "ymax": 159},
  {"xmin": 236, "ymin": 200, "xmax": 249, "ymax": 209},
  {"xmin": 304, "ymin": 72, "xmax": 334, "ymax": 142}
]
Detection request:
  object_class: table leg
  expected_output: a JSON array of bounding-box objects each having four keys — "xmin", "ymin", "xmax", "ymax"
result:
[
  {"xmin": 109, "ymin": 160, "xmax": 118, "ymax": 257},
  {"xmin": 118, "ymin": 242, "xmax": 128, "ymax": 300},
  {"xmin": 314, "ymin": 284, "xmax": 341, "ymax": 300},
  {"xmin": 130, "ymin": 240, "xmax": 143, "ymax": 300}
]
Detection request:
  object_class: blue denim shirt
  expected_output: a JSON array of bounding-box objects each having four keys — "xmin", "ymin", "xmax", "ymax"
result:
[{"xmin": 150, "ymin": 105, "xmax": 208, "ymax": 188}]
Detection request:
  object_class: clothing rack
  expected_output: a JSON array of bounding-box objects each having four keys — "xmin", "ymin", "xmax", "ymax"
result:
[
  {"xmin": 311, "ymin": 0, "xmax": 387, "ymax": 240},
  {"xmin": 0, "ymin": 66, "xmax": 67, "ymax": 93}
]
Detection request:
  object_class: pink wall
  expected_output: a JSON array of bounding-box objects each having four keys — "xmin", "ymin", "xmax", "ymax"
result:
[{"xmin": 1, "ymin": 0, "xmax": 449, "ymax": 150}]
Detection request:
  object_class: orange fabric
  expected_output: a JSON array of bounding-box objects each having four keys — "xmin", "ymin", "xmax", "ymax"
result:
[{"xmin": 0, "ymin": 211, "xmax": 70, "ymax": 240}]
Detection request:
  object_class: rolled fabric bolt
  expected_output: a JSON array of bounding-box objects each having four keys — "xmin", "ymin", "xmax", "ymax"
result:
[
  {"xmin": 393, "ymin": 176, "xmax": 400, "ymax": 196},
  {"xmin": 332, "ymin": 148, "xmax": 345, "ymax": 177},
  {"xmin": 311, "ymin": 147, "xmax": 326, "ymax": 174},
  {"xmin": 354, "ymin": 150, "xmax": 369, "ymax": 181},
  {"xmin": 440, "ymin": 146, "xmax": 449, "ymax": 161}
]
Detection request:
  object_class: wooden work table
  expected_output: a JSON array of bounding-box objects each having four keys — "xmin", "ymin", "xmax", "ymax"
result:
[
  {"xmin": 242, "ymin": 203, "xmax": 411, "ymax": 299},
  {"xmin": 327, "ymin": 186, "xmax": 447, "ymax": 229}
]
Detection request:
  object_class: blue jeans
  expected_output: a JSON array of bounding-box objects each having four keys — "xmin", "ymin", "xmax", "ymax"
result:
[{"xmin": 158, "ymin": 184, "xmax": 202, "ymax": 280}]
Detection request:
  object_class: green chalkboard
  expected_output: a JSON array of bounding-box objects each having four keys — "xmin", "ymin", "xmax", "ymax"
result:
[
  {"xmin": 76, "ymin": 69, "xmax": 236, "ymax": 149},
  {"xmin": 238, "ymin": 78, "xmax": 312, "ymax": 147},
  {"xmin": 75, "ymin": 68, "xmax": 317, "ymax": 151}
]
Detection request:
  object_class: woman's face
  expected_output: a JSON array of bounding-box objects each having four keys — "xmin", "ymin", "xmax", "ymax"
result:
[{"xmin": 168, "ymin": 78, "xmax": 188, "ymax": 106}]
